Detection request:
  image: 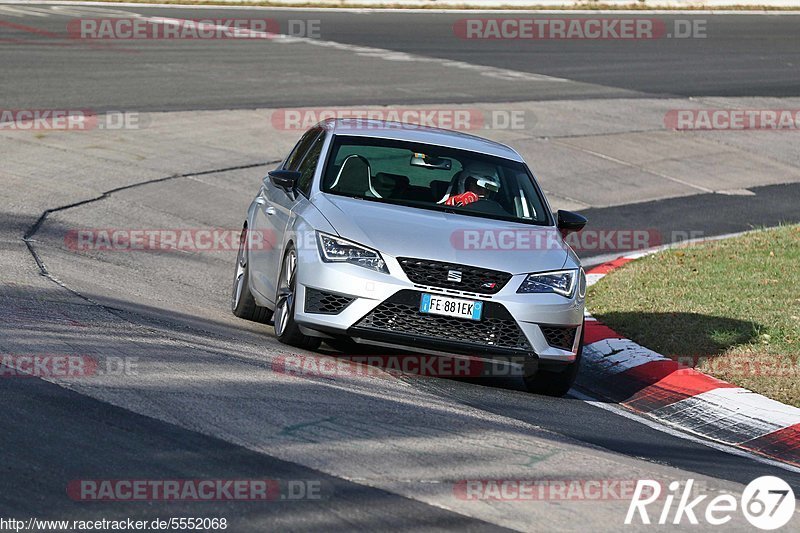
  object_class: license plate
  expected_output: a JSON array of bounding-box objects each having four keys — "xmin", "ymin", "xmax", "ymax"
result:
[{"xmin": 419, "ymin": 293, "xmax": 483, "ymax": 321}]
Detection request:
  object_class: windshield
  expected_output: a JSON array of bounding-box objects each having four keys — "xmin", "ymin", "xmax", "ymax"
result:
[{"xmin": 321, "ymin": 135, "xmax": 551, "ymax": 225}]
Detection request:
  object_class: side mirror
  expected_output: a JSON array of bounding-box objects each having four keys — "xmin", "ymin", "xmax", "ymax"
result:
[
  {"xmin": 268, "ymin": 169, "xmax": 301, "ymax": 194},
  {"xmin": 556, "ymin": 210, "xmax": 587, "ymax": 235}
]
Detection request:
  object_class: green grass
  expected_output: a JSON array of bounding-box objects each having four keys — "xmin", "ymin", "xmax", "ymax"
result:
[{"xmin": 588, "ymin": 225, "xmax": 800, "ymax": 407}]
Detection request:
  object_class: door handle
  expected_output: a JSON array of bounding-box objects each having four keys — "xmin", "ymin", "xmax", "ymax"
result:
[{"xmin": 264, "ymin": 206, "xmax": 276, "ymax": 216}]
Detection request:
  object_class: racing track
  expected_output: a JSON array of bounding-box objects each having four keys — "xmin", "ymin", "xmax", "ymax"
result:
[{"xmin": 1, "ymin": 3, "xmax": 800, "ymax": 531}]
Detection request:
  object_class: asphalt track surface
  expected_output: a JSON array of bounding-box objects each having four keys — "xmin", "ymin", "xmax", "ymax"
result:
[
  {"xmin": 1, "ymin": 7, "xmax": 800, "ymax": 111},
  {"xmin": 2, "ymin": 4, "xmax": 800, "ymax": 531}
]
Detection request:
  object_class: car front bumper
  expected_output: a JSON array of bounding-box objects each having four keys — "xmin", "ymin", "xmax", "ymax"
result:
[{"xmin": 293, "ymin": 252, "xmax": 585, "ymax": 364}]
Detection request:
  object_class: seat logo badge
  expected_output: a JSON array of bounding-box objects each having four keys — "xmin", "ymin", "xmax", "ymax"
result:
[
  {"xmin": 447, "ymin": 270, "xmax": 462, "ymax": 282},
  {"xmin": 482, "ymin": 282, "xmax": 496, "ymax": 290}
]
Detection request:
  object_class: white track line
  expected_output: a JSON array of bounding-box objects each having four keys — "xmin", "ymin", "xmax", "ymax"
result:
[{"xmin": 139, "ymin": 15, "xmax": 571, "ymax": 83}]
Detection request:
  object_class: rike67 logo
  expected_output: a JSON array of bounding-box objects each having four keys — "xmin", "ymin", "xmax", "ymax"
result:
[{"xmin": 626, "ymin": 477, "xmax": 795, "ymax": 530}]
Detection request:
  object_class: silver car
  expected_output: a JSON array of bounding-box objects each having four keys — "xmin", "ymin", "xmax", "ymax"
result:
[{"xmin": 232, "ymin": 119, "xmax": 587, "ymax": 395}]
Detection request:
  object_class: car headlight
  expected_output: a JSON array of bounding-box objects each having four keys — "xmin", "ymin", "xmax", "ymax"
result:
[
  {"xmin": 517, "ymin": 269, "xmax": 577, "ymax": 297},
  {"xmin": 317, "ymin": 232, "xmax": 388, "ymax": 273}
]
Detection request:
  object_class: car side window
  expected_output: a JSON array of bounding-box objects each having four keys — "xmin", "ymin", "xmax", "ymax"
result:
[
  {"xmin": 295, "ymin": 134, "xmax": 325, "ymax": 198},
  {"xmin": 284, "ymin": 128, "xmax": 321, "ymax": 171}
]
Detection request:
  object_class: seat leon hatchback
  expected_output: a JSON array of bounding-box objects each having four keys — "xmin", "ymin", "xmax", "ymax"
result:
[{"xmin": 231, "ymin": 118, "xmax": 588, "ymax": 396}]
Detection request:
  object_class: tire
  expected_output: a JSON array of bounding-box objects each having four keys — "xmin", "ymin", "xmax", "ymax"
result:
[
  {"xmin": 273, "ymin": 245, "xmax": 321, "ymax": 350},
  {"xmin": 231, "ymin": 227, "xmax": 273, "ymax": 323},
  {"xmin": 523, "ymin": 321, "xmax": 584, "ymax": 397}
]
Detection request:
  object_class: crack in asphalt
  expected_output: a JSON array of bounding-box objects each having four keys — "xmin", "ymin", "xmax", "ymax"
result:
[
  {"xmin": 22, "ymin": 160, "xmax": 279, "ymax": 277},
  {"xmin": 18, "ymin": 160, "xmax": 281, "ymax": 342}
]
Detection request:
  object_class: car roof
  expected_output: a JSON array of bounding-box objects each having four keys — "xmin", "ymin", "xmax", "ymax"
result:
[{"xmin": 318, "ymin": 118, "xmax": 524, "ymax": 162}]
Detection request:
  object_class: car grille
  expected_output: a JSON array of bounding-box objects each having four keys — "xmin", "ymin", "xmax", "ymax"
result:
[
  {"xmin": 540, "ymin": 326, "xmax": 577, "ymax": 351},
  {"xmin": 397, "ymin": 258, "xmax": 512, "ymax": 295},
  {"xmin": 354, "ymin": 290, "xmax": 531, "ymax": 350},
  {"xmin": 304, "ymin": 288, "xmax": 354, "ymax": 315}
]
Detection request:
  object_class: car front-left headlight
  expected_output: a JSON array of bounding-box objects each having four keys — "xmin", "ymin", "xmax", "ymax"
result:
[
  {"xmin": 317, "ymin": 232, "xmax": 388, "ymax": 273},
  {"xmin": 517, "ymin": 269, "xmax": 578, "ymax": 297}
]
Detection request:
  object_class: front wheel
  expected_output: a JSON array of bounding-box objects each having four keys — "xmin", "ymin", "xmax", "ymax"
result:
[
  {"xmin": 523, "ymin": 321, "xmax": 584, "ymax": 397},
  {"xmin": 273, "ymin": 246, "xmax": 321, "ymax": 350}
]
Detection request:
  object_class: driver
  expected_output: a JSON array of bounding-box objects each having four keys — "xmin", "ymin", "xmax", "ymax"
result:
[{"xmin": 445, "ymin": 164, "xmax": 501, "ymax": 207}]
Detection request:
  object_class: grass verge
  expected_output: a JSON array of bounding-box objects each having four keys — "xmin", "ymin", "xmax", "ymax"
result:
[{"xmin": 587, "ymin": 224, "xmax": 800, "ymax": 407}]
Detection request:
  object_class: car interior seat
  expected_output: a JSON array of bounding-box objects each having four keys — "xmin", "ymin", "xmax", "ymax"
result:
[{"xmin": 330, "ymin": 155, "xmax": 372, "ymax": 196}]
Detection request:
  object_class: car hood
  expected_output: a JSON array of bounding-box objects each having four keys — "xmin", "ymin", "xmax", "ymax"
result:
[{"xmin": 312, "ymin": 194, "xmax": 569, "ymax": 275}]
